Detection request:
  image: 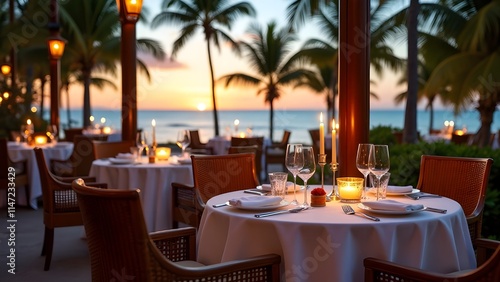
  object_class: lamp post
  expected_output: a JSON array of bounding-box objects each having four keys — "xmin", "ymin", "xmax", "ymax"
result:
[
  {"xmin": 47, "ymin": 31, "xmax": 66, "ymax": 140},
  {"xmin": 117, "ymin": 0, "xmax": 143, "ymax": 142}
]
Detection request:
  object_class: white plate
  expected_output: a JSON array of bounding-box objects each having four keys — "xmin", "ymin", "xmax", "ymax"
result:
[
  {"xmin": 229, "ymin": 201, "xmax": 289, "ymax": 211},
  {"xmin": 256, "ymin": 185, "xmax": 305, "ymax": 193},
  {"xmin": 368, "ymin": 188, "xmax": 420, "ymax": 196},
  {"xmin": 358, "ymin": 203, "xmax": 427, "ymax": 215},
  {"xmin": 109, "ymin": 157, "xmax": 135, "ymax": 164}
]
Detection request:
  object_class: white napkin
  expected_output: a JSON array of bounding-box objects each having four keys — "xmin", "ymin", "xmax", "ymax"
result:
[
  {"xmin": 229, "ymin": 196, "xmax": 282, "ymax": 208},
  {"xmin": 387, "ymin": 185, "xmax": 413, "ymax": 193},
  {"xmin": 261, "ymin": 182, "xmax": 294, "ymax": 192},
  {"xmin": 363, "ymin": 199, "xmax": 424, "ymax": 212},
  {"xmin": 116, "ymin": 153, "xmax": 135, "ymax": 159}
]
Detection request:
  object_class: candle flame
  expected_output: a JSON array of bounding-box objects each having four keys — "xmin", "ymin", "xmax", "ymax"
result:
[
  {"xmin": 27, "ymin": 119, "xmax": 32, "ymax": 125},
  {"xmin": 152, "ymin": 119, "xmax": 156, "ymax": 126},
  {"xmin": 332, "ymin": 119, "xmax": 335, "ymax": 131},
  {"xmin": 320, "ymin": 112, "xmax": 323, "ymax": 123}
]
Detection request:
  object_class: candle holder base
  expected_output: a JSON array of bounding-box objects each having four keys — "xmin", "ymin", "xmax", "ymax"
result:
[
  {"xmin": 318, "ymin": 154, "xmax": 327, "ymax": 191},
  {"xmin": 326, "ymin": 162, "xmax": 339, "ymax": 202}
]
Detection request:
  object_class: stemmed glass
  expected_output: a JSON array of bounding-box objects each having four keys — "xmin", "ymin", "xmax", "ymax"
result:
[
  {"xmin": 136, "ymin": 132, "xmax": 147, "ymax": 161},
  {"xmin": 368, "ymin": 145, "xmax": 390, "ymax": 200},
  {"xmin": 176, "ymin": 130, "xmax": 191, "ymax": 158},
  {"xmin": 285, "ymin": 144, "xmax": 304, "ymax": 206},
  {"xmin": 298, "ymin": 146, "xmax": 316, "ymax": 207},
  {"xmin": 47, "ymin": 125, "xmax": 58, "ymax": 143},
  {"xmin": 356, "ymin": 143, "xmax": 373, "ymax": 199},
  {"xmin": 20, "ymin": 125, "xmax": 33, "ymax": 143}
]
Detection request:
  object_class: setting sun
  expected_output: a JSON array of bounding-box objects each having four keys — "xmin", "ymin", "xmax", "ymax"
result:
[{"xmin": 197, "ymin": 103, "xmax": 207, "ymax": 111}]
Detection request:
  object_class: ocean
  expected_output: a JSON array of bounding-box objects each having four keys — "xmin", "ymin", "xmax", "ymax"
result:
[{"xmin": 55, "ymin": 109, "xmax": 500, "ymax": 144}]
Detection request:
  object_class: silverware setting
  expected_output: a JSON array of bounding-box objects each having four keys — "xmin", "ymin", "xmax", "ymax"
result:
[
  {"xmin": 342, "ymin": 205, "xmax": 380, "ymax": 221},
  {"xmin": 212, "ymin": 202, "xmax": 229, "ymax": 208},
  {"xmin": 244, "ymin": 190, "xmax": 269, "ymax": 196},
  {"xmin": 255, "ymin": 206, "xmax": 308, "ymax": 218},
  {"xmin": 424, "ymin": 207, "xmax": 447, "ymax": 214},
  {"xmin": 405, "ymin": 192, "xmax": 442, "ymax": 200}
]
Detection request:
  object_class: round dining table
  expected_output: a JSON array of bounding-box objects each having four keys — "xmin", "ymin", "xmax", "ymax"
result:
[
  {"xmin": 197, "ymin": 186, "xmax": 476, "ymax": 282},
  {"xmin": 89, "ymin": 157, "xmax": 193, "ymax": 232},
  {"xmin": 3, "ymin": 141, "xmax": 74, "ymax": 209}
]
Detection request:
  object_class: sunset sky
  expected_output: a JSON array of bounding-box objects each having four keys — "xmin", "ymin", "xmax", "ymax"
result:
[{"xmin": 64, "ymin": 0, "xmax": 410, "ymax": 112}]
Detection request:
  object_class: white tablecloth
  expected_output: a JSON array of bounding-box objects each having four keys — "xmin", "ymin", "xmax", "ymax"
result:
[
  {"xmin": 89, "ymin": 158, "xmax": 193, "ymax": 231},
  {"xmin": 3, "ymin": 142, "xmax": 73, "ymax": 209},
  {"xmin": 198, "ymin": 186, "xmax": 476, "ymax": 282}
]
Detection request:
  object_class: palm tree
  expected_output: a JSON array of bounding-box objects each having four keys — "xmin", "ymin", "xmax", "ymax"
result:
[
  {"xmin": 59, "ymin": 0, "xmax": 165, "ymax": 127},
  {"xmin": 218, "ymin": 21, "xmax": 321, "ymax": 140},
  {"xmin": 151, "ymin": 0, "xmax": 256, "ymax": 136},
  {"xmin": 424, "ymin": 0, "xmax": 500, "ymax": 147}
]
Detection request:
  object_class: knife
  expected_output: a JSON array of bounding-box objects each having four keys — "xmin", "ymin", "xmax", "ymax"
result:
[
  {"xmin": 212, "ymin": 202, "xmax": 229, "ymax": 208},
  {"xmin": 255, "ymin": 207, "xmax": 306, "ymax": 218},
  {"xmin": 424, "ymin": 207, "xmax": 447, "ymax": 214},
  {"xmin": 244, "ymin": 190, "xmax": 268, "ymax": 196}
]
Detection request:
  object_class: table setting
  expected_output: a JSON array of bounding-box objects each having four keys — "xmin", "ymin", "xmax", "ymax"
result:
[{"xmin": 198, "ymin": 186, "xmax": 475, "ymax": 281}]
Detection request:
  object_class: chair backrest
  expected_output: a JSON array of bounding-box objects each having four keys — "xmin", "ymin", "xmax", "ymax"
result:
[
  {"xmin": 63, "ymin": 128, "xmax": 84, "ymax": 142},
  {"xmin": 231, "ymin": 137, "xmax": 264, "ymax": 180},
  {"xmin": 451, "ymin": 133, "xmax": 473, "ymax": 145},
  {"xmin": 308, "ymin": 129, "xmax": 320, "ymax": 154},
  {"xmin": 72, "ymin": 179, "xmax": 196, "ymax": 281},
  {"xmin": 188, "ymin": 130, "xmax": 204, "ymax": 149},
  {"xmin": 416, "ymin": 155, "xmax": 493, "ymax": 240},
  {"xmin": 71, "ymin": 135, "xmax": 98, "ymax": 176},
  {"xmin": 275, "ymin": 130, "xmax": 291, "ymax": 148},
  {"xmin": 191, "ymin": 153, "xmax": 259, "ymax": 203},
  {"xmin": 33, "ymin": 148, "xmax": 82, "ymax": 227},
  {"xmin": 92, "ymin": 140, "xmax": 135, "ymax": 159}
]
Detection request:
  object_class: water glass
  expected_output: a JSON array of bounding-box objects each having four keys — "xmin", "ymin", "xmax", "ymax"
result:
[
  {"xmin": 268, "ymin": 172, "xmax": 288, "ymax": 201},
  {"xmin": 369, "ymin": 172, "xmax": 391, "ymax": 199}
]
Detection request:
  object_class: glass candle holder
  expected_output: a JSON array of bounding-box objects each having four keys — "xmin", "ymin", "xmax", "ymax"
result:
[
  {"xmin": 155, "ymin": 147, "xmax": 171, "ymax": 161},
  {"xmin": 337, "ymin": 177, "xmax": 364, "ymax": 203}
]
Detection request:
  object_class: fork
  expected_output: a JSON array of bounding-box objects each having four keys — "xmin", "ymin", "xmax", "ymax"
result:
[{"xmin": 342, "ymin": 205, "xmax": 380, "ymax": 221}]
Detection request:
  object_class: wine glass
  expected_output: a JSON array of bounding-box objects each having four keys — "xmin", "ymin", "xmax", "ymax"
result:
[
  {"xmin": 356, "ymin": 143, "xmax": 373, "ymax": 199},
  {"xmin": 285, "ymin": 144, "xmax": 304, "ymax": 205},
  {"xmin": 176, "ymin": 130, "xmax": 191, "ymax": 158},
  {"xmin": 298, "ymin": 146, "xmax": 316, "ymax": 207},
  {"xmin": 20, "ymin": 125, "xmax": 30, "ymax": 142},
  {"xmin": 47, "ymin": 125, "xmax": 58, "ymax": 143},
  {"xmin": 368, "ymin": 145, "xmax": 390, "ymax": 200},
  {"xmin": 136, "ymin": 131, "xmax": 147, "ymax": 161}
]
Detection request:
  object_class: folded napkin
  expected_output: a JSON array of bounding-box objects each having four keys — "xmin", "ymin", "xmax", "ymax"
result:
[
  {"xmin": 387, "ymin": 185, "xmax": 413, "ymax": 193},
  {"xmin": 261, "ymin": 181, "xmax": 295, "ymax": 191},
  {"xmin": 363, "ymin": 199, "xmax": 424, "ymax": 212},
  {"xmin": 116, "ymin": 153, "xmax": 135, "ymax": 159},
  {"xmin": 229, "ymin": 196, "xmax": 282, "ymax": 208}
]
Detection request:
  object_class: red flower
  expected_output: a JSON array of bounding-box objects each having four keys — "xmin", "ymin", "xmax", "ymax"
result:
[{"xmin": 311, "ymin": 188, "xmax": 326, "ymax": 196}]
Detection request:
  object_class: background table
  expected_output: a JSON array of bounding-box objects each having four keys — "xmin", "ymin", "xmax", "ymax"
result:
[
  {"xmin": 3, "ymin": 142, "xmax": 73, "ymax": 209},
  {"xmin": 198, "ymin": 187, "xmax": 476, "ymax": 282},
  {"xmin": 89, "ymin": 158, "xmax": 193, "ymax": 231}
]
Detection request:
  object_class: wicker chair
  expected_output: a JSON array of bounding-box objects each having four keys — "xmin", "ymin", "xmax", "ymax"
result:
[
  {"xmin": 187, "ymin": 130, "xmax": 213, "ymax": 155},
  {"xmin": 228, "ymin": 145, "xmax": 260, "ymax": 182},
  {"xmin": 72, "ymin": 179, "xmax": 281, "ymax": 281},
  {"xmin": 33, "ymin": 147, "xmax": 106, "ymax": 270},
  {"xmin": 0, "ymin": 138, "xmax": 29, "ymax": 203},
  {"xmin": 63, "ymin": 128, "xmax": 84, "ymax": 142},
  {"xmin": 451, "ymin": 132, "xmax": 473, "ymax": 145},
  {"xmin": 231, "ymin": 136, "xmax": 264, "ymax": 181},
  {"xmin": 172, "ymin": 153, "xmax": 259, "ymax": 228},
  {"xmin": 50, "ymin": 135, "xmax": 97, "ymax": 177},
  {"xmin": 265, "ymin": 130, "xmax": 291, "ymax": 176},
  {"xmin": 92, "ymin": 140, "xmax": 135, "ymax": 159},
  {"xmin": 364, "ymin": 238, "xmax": 500, "ymax": 282},
  {"xmin": 416, "ymin": 155, "xmax": 493, "ymax": 241}
]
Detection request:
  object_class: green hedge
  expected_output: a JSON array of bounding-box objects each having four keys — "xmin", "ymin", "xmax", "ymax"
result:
[{"xmin": 370, "ymin": 126, "xmax": 500, "ymax": 239}]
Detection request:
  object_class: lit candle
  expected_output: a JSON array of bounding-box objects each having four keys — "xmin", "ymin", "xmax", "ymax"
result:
[
  {"xmin": 152, "ymin": 119, "xmax": 156, "ymax": 145},
  {"xmin": 319, "ymin": 113, "xmax": 325, "ymax": 154},
  {"xmin": 234, "ymin": 119, "xmax": 240, "ymax": 134},
  {"xmin": 331, "ymin": 119, "xmax": 336, "ymax": 163},
  {"xmin": 338, "ymin": 177, "xmax": 363, "ymax": 202}
]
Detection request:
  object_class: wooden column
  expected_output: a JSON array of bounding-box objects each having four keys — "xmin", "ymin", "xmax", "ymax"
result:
[
  {"xmin": 338, "ymin": 0, "xmax": 370, "ymax": 177},
  {"xmin": 120, "ymin": 20, "xmax": 138, "ymax": 142}
]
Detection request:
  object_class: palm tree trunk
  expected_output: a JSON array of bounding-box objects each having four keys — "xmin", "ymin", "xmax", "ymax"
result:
[
  {"xmin": 82, "ymin": 68, "xmax": 91, "ymax": 127},
  {"xmin": 403, "ymin": 0, "xmax": 420, "ymax": 144},
  {"xmin": 206, "ymin": 41, "xmax": 220, "ymax": 136},
  {"xmin": 39, "ymin": 75, "xmax": 46, "ymax": 120},
  {"xmin": 472, "ymin": 97, "xmax": 496, "ymax": 147},
  {"xmin": 269, "ymin": 99, "xmax": 274, "ymax": 141},
  {"xmin": 65, "ymin": 83, "xmax": 71, "ymax": 128}
]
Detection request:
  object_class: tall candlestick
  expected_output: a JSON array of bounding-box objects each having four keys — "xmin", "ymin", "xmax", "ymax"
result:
[
  {"xmin": 152, "ymin": 119, "xmax": 156, "ymax": 145},
  {"xmin": 332, "ymin": 119, "xmax": 336, "ymax": 163},
  {"xmin": 319, "ymin": 113, "xmax": 325, "ymax": 154}
]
